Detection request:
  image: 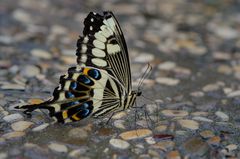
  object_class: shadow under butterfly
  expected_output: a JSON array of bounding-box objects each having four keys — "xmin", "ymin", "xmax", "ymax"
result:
[{"xmin": 15, "ymin": 11, "xmax": 151, "ymax": 124}]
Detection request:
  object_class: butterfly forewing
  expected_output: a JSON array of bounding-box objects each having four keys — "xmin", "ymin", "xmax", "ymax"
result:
[{"xmin": 76, "ymin": 11, "xmax": 132, "ymax": 93}]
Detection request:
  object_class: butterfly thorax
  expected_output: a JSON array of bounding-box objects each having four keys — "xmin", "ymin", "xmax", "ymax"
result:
[{"xmin": 123, "ymin": 90, "xmax": 142, "ymax": 110}]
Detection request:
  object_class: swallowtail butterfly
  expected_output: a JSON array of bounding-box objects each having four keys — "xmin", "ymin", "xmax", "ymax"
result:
[{"xmin": 16, "ymin": 11, "xmax": 142, "ymax": 123}]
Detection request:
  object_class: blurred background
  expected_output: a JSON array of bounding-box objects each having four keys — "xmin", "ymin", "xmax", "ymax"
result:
[{"xmin": 0, "ymin": 0, "xmax": 240, "ymax": 158}]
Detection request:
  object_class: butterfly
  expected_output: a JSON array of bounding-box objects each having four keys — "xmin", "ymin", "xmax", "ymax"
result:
[{"xmin": 16, "ymin": 11, "xmax": 143, "ymax": 123}]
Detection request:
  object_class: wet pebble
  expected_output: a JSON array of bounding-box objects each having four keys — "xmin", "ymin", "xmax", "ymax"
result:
[
  {"xmin": 152, "ymin": 141, "xmax": 175, "ymax": 151},
  {"xmin": 202, "ymin": 83, "xmax": 220, "ymax": 92},
  {"xmin": 166, "ymin": 150, "xmax": 181, "ymax": 159},
  {"xmin": 200, "ymin": 130, "xmax": 215, "ymax": 139},
  {"xmin": 215, "ymin": 111, "xmax": 229, "ymax": 121},
  {"xmin": 192, "ymin": 116, "xmax": 213, "ymax": 123},
  {"xmin": 225, "ymin": 144, "xmax": 238, "ymax": 151},
  {"xmin": 156, "ymin": 77, "xmax": 180, "ymax": 86},
  {"xmin": 161, "ymin": 110, "xmax": 188, "ymax": 117},
  {"xmin": 114, "ymin": 120, "xmax": 126, "ymax": 129},
  {"xmin": 155, "ymin": 125, "xmax": 167, "ymax": 132},
  {"xmin": 48, "ymin": 143, "xmax": 68, "ymax": 153},
  {"xmin": 3, "ymin": 113, "xmax": 24, "ymax": 123},
  {"xmin": 2, "ymin": 131, "xmax": 25, "ymax": 139},
  {"xmin": 31, "ymin": 49, "xmax": 52, "ymax": 59},
  {"xmin": 178, "ymin": 119, "xmax": 199, "ymax": 130},
  {"xmin": 32, "ymin": 123, "xmax": 49, "ymax": 132},
  {"xmin": 112, "ymin": 112, "xmax": 127, "ymax": 119},
  {"xmin": 119, "ymin": 129, "xmax": 152, "ymax": 140},
  {"xmin": 109, "ymin": 138, "xmax": 130, "ymax": 149},
  {"xmin": 20, "ymin": 65, "xmax": 41, "ymax": 78},
  {"xmin": 134, "ymin": 53, "xmax": 154, "ymax": 63},
  {"xmin": 145, "ymin": 136, "xmax": 156, "ymax": 144},
  {"xmin": 0, "ymin": 153, "xmax": 7, "ymax": 159},
  {"xmin": 1, "ymin": 83, "xmax": 25, "ymax": 90},
  {"xmin": 12, "ymin": 9, "xmax": 32, "ymax": 23},
  {"xmin": 68, "ymin": 127, "xmax": 88, "ymax": 139},
  {"xmin": 11, "ymin": 121, "xmax": 33, "ymax": 131},
  {"xmin": 184, "ymin": 137, "xmax": 209, "ymax": 156},
  {"xmin": 207, "ymin": 136, "xmax": 221, "ymax": 146},
  {"xmin": 69, "ymin": 148, "xmax": 88, "ymax": 158},
  {"xmin": 218, "ymin": 65, "xmax": 233, "ymax": 75},
  {"xmin": 190, "ymin": 91, "xmax": 204, "ymax": 97},
  {"xmin": 158, "ymin": 61, "xmax": 176, "ymax": 71},
  {"xmin": 227, "ymin": 90, "xmax": 240, "ymax": 97}
]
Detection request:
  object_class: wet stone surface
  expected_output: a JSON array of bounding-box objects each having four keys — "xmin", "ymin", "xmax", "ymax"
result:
[{"xmin": 1, "ymin": 0, "xmax": 240, "ymax": 158}]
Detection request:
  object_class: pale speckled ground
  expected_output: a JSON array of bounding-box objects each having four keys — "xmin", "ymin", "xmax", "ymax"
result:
[{"xmin": 0, "ymin": 0, "xmax": 240, "ymax": 158}]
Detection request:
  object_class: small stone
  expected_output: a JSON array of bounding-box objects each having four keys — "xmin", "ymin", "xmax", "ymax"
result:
[
  {"xmin": 11, "ymin": 121, "xmax": 33, "ymax": 131},
  {"xmin": 134, "ymin": 53, "xmax": 154, "ymax": 63},
  {"xmin": 191, "ymin": 111, "xmax": 208, "ymax": 116},
  {"xmin": 12, "ymin": 9, "xmax": 32, "ymax": 23},
  {"xmin": 48, "ymin": 143, "xmax": 68, "ymax": 153},
  {"xmin": 158, "ymin": 61, "xmax": 176, "ymax": 71},
  {"xmin": 166, "ymin": 150, "xmax": 181, "ymax": 159},
  {"xmin": 212, "ymin": 25, "xmax": 238, "ymax": 39},
  {"xmin": 152, "ymin": 141, "xmax": 175, "ymax": 151},
  {"xmin": 178, "ymin": 119, "xmax": 199, "ymax": 130},
  {"xmin": 32, "ymin": 123, "xmax": 49, "ymax": 132},
  {"xmin": 68, "ymin": 128, "xmax": 88, "ymax": 139},
  {"xmin": 225, "ymin": 144, "xmax": 238, "ymax": 151},
  {"xmin": 161, "ymin": 110, "xmax": 188, "ymax": 117},
  {"xmin": 21, "ymin": 65, "xmax": 41, "ymax": 78},
  {"xmin": 27, "ymin": 98, "xmax": 44, "ymax": 105},
  {"xmin": 0, "ymin": 36, "xmax": 14, "ymax": 45},
  {"xmin": 207, "ymin": 136, "xmax": 221, "ymax": 146},
  {"xmin": 200, "ymin": 130, "xmax": 215, "ymax": 139},
  {"xmin": 69, "ymin": 148, "xmax": 88, "ymax": 158},
  {"xmin": 215, "ymin": 111, "xmax": 229, "ymax": 121},
  {"xmin": 156, "ymin": 77, "xmax": 180, "ymax": 86},
  {"xmin": 31, "ymin": 49, "xmax": 52, "ymax": 59},
  {"xmin": 155, "ymin": 125, "xmax": 167, "ymax": 132},
  {"xmin": 119, "ymin": 129, "xmax": 152, "ymax": 140},
  {"xmin": 202, "ymin": 84, "xmax": 220, "ymax": 92},
  {"xmin": 2, "ymin": 131, "xmax": 25, "ymax": 139},
  {"xmin": 227, "ymin": 90, "xmax": 240, "ymax": 97},
  {"xmin": 3, "ymin": 113, "xmax": 23, "ymax": 122},
  {"xmin": 113, "ymin": 120, "xmax": 126, "ymax": 129},
  {"xmin": 0, "ymin": 153, "xmax": 7, "ymax": 159},
  {"xmin": 184, "ymin": 137, "xmax": 209, "ymax": 156},
  {"xmin": 213, "ymin": 52, "xmax": 231, "ymax": 61},
  {"xmin": 190, "ymin": 91, "xmax": 204, "ymax": 97},
  {"xmin": 112, "ymin": 112, "xmax": 127, "ymax": 119},
  {"xmin": 0, "ymin": 138, "xmax": 6, "ymax": 144},
  {"xmin": 1, "ymin": 83, "xmax": 25, "ymax": 90},
  {"xmin": 173, "ymin": 67, "xmax": 191, "ymax": 76},
  {"xmin": 192, "ymin": 116, "xmax": 213, "ymax": 123},
  {"xmin": 217, "ymin": 65, "xmax": 232, "ymax": 75},
  {"xmin": 145, "ymin": 137, "xmax": 156, "ymax": 144},
  {"xmin": 109, "ymin": 138, "xmax": 130, "ymax": 149}
]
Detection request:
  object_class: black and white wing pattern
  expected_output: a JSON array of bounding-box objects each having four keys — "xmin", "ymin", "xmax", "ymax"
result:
[
  {"xmin": 76, "ymin": 11, "xmax": 132, "ymax": 93},
  {"xmin": 16, "ymin": 11, "xmax": 141, "ymax": 123}
]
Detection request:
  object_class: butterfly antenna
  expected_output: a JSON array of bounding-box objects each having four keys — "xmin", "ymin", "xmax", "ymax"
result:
[{"xmin": 137, "ymin": 63, "xmax": 152, "ymax": 90}]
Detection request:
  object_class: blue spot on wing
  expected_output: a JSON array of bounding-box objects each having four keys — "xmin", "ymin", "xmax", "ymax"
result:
[
  {"xmin": 70, "ymin": 82, "xmax": 77, "ymax": 89},
  {"xmin": 88, "ymin": 69, "xmax": 101, "ymax": 80},
  {"xmin": 78, "ymin": 75, "xmax": 93, "ymax": 86}
]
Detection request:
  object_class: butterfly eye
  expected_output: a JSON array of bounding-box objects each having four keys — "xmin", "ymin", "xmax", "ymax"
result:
[{"xmin": 88, "ymin": 69, "xmax": 101, "ymax": 80}]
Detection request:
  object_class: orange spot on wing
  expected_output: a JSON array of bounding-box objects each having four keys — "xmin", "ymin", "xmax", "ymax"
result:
[{"xmin": 83, "ymin": 68, "xmax": 91, "ymax": 75}]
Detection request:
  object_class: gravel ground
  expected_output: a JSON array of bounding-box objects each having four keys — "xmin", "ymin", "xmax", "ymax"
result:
[{"xmin": 1, "ymin": 0, "xmax": 240, "ymax": 158}]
